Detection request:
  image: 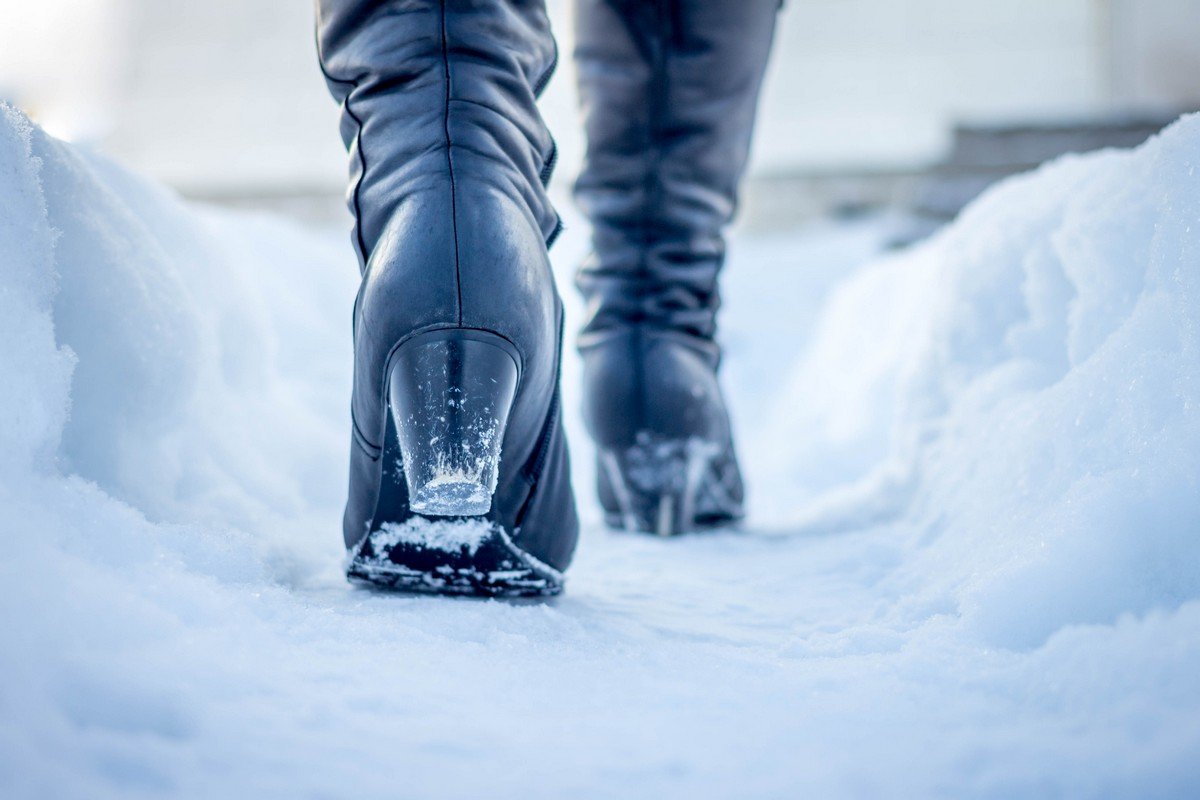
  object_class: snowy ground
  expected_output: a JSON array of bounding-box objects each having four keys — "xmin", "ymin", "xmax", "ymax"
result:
[{"xmin": 1, "ymin": 103, "xmax": 1199, "ymax": 798}]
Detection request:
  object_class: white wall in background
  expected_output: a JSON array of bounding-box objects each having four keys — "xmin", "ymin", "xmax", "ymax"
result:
[
  {"xmin": 1106, "ymin": 0, "xmax": 1200, "ymax": 109},
  {"xmin": 754, "ymin": 0, "xmax": 1200, "ymax": 172},
  {"xmin": 2, "ymin": 0, "xmax": 1198, "ymax": 191},
  {"xmin": 102, "ymin": 0, "xmax": 347, "ymax": 194},
  {"xmin": 755, "ymin": 0, "xmax": 1104, "ymax": 170},
  {"xmin": 0, "ymin": 0, "xmax": 130, "ymax": 140}
]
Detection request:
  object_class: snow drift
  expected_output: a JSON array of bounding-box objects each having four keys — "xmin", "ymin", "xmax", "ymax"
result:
[
  {"xmin": 751, "ymin": 115, "xmax": 1200, "ymax": 651},
  {"xmin": 0, "ymin": 101, "xmax": 1198, "ymax": 798}
]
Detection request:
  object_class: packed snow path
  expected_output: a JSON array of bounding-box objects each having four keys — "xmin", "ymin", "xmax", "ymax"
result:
[{"xmin": 1, "ymin": 104, "xmax": 1198, "ymax": 798}]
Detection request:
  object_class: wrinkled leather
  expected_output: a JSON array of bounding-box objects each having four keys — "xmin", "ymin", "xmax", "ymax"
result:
[
  {"xmin": 573, "ymin": 0, "xmax": 778, "ymax": 447},
  {"xmin": 317, "ymin": 0, "xmax": 578, "ymax": 569}
]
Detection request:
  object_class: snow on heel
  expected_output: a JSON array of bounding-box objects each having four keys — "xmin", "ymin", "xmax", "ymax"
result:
[{"xmin": 388, "ymin": 329, "xmax": 519, "ymax": 517}]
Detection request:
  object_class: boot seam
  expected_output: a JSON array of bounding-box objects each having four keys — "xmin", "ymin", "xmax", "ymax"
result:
[
  {"xmin": 513, "ymin": 309, "xmax": 568, "ymax": 527},
  {"xmin": 351, "ymin": 412, "xmax": 382, "ymax": 459},
  {"xmin": 632, "ymin": 3, "xmax": 673, "ymax": 431},
  {"xmin": 524, "ymin": 308, "xmax": 566, "ymax": 481},
  {"xmin": 439, "ymin": 0, "xmax": 463, "ymax": 326},
  {"xmin": 313, "ymin": 22, "xmax": 370, "ymax": 268},
  {"xmin": 539, "ymin": 138, "xmax": 558, "ymax": 187},
  {"xmin": 533, "ymin": 38, "xmax": 558, "ymax": 98},
  {"xmin": 547, "ymin": 215, "xmax": 564, "ymax": 249},
  {"xmin": 343, "ymin": 101, "xmax": 370, "ymax": 270}
]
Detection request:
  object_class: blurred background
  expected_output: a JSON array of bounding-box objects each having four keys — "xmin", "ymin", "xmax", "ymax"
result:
[{"xmin": 3, "ymin": 0, "xmax": 1199, "ymax": 241}]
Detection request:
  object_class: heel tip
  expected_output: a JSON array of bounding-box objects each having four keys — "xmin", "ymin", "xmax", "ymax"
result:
[{"xmin": 410, "ymin": 479, "xmax": 492, "ymax": 517}]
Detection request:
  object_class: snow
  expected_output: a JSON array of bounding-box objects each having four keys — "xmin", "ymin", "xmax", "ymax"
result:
[
  {"xmin": 371, "ymin": 519, "xmax": 498, "ymax": 558},
  {"xmin": 1, "ymin": 100, "xmax": 1199, "ymax": 798}
]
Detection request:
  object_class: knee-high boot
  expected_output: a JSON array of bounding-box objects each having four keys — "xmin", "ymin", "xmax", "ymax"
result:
[
  {"xmin": 573, "ymin": 0, "xmax": 779, "ymax": 534},
  {"xmin": 317, "ymin": 0, "xmax": 578, "ymax": 593}
]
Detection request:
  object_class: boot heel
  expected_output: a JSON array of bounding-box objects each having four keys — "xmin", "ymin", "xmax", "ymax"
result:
[
  {"xmin": 388, "ymin": 330, "xmax": 520, "ymax": 517},
  {"xmin": 598, "ymin": 436, "xmax": 741, "ymax": 536}
]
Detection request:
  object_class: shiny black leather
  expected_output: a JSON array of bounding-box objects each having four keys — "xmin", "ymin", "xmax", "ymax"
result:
[
  {"xmin": 317, "ymin": 0, "xmax": 578, "ymax": 570},
  {"xmin": 572, "ymin": 0, "xmax": 778, "ymax": 507}
]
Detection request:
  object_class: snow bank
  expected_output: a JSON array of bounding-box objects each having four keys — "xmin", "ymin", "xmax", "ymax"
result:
[
  {"xmin": 0, "ymin": 101, "xmax": 1197, "ymax": 798},
  {"xmin": 756, "ymin": 115, "xmax": 1200, "ymax": 650},
  {"xmin": 0, "ymin": 104, "xmax": 356, "ymax": 794}
]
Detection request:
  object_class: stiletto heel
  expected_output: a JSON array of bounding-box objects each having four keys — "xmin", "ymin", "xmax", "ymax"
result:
[{"xmin": 388, "ymin": 329, "xmax": 520, "ymax": 517}]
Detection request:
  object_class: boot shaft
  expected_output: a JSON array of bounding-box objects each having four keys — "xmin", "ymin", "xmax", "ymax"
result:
[
  {"xmin": 317, "ymin": 0, "xmax": 566, "ymax": 461},
  {"xmin": 573, "ymin": 0, "xmax": 779, "ymax": 342},
  {"xmin": 317, "ymin": 0, "xmax": 562, "ymax": 271},
  {"xmin": 317, "ymin": 0, "xmax": 578, "ymax": 568}
]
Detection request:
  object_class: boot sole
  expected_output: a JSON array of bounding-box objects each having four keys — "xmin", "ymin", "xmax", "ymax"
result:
[{"xmin": 346, "ymin": 517, "xmax": 563, "ymax": 597}]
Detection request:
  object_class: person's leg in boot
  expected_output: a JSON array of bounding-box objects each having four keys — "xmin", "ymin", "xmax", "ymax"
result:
[
  {"xmin": 316, "ymin": 0, "xmax": 578, "ymax": 594},
  {"xmin": 573, "ymin": 0, "xmax": 779, "ymax": 535}
]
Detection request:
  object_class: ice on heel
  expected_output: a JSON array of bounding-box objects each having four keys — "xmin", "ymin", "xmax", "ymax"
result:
[{"xmin": 388, "ymin": 330, "xmax": 519, "ymax": 517}]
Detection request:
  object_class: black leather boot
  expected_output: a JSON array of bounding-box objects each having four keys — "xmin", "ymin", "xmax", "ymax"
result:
[
  {"xmin": 317, "ymin": 0, "xmax": 578, "ymax": 595},
  {"xmin": 573, "ymin": 0, "xmax": 779, "ymax": 535}
]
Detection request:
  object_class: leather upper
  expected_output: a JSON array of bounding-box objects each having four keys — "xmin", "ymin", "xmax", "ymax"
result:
[
  {"xmin": 572, "ymin": 0, "xmax": 778, "ymax": 446},
  {"xmin": 316, "ymin": 0, "xmax": 577, "ymax": 566},
  {"xmin": 573, "ymin": 0, "xmax": 779, "ymax": 345}
]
